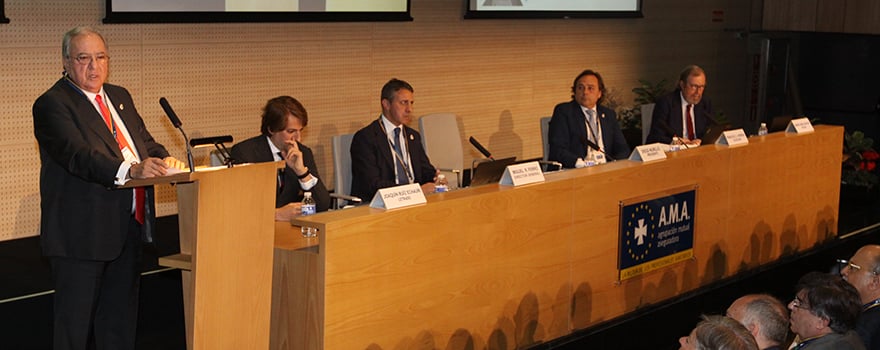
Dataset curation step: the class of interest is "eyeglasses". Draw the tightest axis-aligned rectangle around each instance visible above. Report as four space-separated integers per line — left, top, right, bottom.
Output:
684 83 706 91
790 296 811 311
69 54 109 65
837 259 879 275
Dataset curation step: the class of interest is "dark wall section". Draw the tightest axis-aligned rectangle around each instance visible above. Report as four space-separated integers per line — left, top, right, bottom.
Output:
797 32 880 141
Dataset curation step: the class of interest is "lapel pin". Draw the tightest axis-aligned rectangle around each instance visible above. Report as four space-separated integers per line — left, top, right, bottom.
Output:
119 104 124 111
409 134 414 140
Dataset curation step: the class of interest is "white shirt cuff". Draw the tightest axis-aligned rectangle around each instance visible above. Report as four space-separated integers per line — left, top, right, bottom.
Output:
115 161 134 186
299 175 318 190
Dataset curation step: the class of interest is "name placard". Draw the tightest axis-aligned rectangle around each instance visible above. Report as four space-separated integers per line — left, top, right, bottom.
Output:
716 129 749 146
500 161 545 186
628 143 667 162
787 117 814 134
369 183 427 210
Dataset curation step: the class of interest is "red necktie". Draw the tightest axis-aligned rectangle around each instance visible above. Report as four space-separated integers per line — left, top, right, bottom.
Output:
96 95 145 225
686 104 695 141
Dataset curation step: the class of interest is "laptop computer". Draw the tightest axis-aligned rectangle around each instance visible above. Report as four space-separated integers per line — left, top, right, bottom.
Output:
701 123 733 145
464 157 517 187
767 116 793 133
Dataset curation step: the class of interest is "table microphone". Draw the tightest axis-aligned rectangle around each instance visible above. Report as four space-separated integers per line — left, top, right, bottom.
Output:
583 137 614 161
469 136 494 160
656 118 691 149
159 97 195 173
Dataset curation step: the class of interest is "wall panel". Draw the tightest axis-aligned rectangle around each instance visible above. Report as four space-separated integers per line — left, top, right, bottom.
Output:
0 0 756 240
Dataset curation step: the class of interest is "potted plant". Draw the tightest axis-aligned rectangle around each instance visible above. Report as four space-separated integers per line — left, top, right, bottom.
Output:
841 130 879 205
632 79 671 144
602 88 642 149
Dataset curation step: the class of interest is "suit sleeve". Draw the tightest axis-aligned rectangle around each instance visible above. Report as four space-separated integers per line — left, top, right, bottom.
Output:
548 104 582 169
645 97 675 144
411 133 436 185
301 146 331 212
602 109 631 161
701 98 714 133
230 142 247 164
33 92 121 187
350 128 396 200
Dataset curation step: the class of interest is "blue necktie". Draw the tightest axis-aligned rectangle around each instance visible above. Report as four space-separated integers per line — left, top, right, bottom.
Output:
392 127 409 185
585 109 598 143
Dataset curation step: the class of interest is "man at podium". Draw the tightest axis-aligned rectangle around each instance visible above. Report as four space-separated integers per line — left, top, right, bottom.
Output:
33 26 185 350
231 96 331 220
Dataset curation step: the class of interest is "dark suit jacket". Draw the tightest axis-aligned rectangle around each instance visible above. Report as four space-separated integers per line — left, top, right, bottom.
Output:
645 90 714 144
548 100 631 168
857 305 880 350
230 135 331 213
799 330 866 350
33 78 169 261
350 119 436 201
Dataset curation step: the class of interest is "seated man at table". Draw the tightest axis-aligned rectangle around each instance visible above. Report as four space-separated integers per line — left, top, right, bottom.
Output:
548 69 630 168
646 65 715 146
350 78 437 201
231 96 330 221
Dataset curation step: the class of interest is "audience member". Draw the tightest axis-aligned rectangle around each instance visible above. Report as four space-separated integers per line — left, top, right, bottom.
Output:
726 294 791 350
548 69 630 168
231 96 330 221
350 78 437 201
33 26 184 350
679 314 759 350
646 65 715 145
788 271 865 350
841 245 880 350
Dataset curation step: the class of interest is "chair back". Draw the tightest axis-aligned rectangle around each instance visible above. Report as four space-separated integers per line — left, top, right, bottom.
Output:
419 113 464 188
331 133 356 205
641 103 655 144
540 116 552 162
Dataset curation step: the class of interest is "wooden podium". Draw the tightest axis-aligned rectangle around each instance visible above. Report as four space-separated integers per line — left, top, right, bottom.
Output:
138 162 279 350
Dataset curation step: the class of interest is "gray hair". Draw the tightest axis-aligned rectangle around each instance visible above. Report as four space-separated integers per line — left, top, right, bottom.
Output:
694 315 759 350
741 294 789 346
62 26 107 58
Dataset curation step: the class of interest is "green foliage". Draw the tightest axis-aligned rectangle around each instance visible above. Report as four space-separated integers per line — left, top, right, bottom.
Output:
842 131 879 189
603 79 672 132
632 79 671 105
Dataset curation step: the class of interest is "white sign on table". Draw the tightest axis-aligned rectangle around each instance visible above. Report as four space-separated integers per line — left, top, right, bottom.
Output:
369 183 427 210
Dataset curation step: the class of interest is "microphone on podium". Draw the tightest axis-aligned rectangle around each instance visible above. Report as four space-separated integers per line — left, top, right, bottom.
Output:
159 97 195 173
469 136 494 160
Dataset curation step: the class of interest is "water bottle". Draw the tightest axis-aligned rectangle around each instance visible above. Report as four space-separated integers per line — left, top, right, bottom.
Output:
300 192 317 237
435 174 449 193
758 123 768 136
670 136 682 152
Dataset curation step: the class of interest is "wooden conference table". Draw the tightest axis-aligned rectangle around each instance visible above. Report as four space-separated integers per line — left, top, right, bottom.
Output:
266 125 843 349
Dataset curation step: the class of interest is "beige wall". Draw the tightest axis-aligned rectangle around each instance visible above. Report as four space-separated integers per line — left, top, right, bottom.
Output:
0 0 759 241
